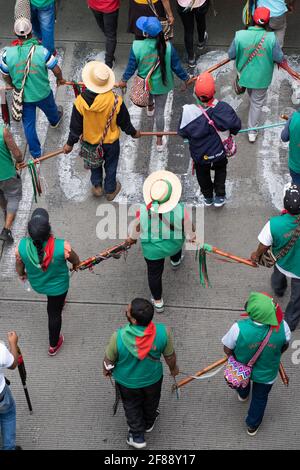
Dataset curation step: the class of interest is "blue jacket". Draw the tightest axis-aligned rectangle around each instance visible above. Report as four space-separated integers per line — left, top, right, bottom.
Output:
178 100 241 165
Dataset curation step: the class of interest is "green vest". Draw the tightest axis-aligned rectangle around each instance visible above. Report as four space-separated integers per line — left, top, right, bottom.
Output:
234 319 286 383
132 39 174 95
5 38 51 103
270 213 300 277
19 238 69 296
0 125 16 181
235 27 276 89
113 323 168 388
288 111 300 173
140 203 185 260
30 0 54 7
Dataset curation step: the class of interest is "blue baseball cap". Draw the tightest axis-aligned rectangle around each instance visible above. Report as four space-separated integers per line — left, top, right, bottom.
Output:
136 16 162 37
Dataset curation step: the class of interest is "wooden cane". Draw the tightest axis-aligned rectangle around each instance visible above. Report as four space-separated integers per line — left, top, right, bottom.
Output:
174 357 228 390
279 61 300 81
279 362 289 387
18 148 64 169
191 58 231 82
140 131 178 136
209 246 258 268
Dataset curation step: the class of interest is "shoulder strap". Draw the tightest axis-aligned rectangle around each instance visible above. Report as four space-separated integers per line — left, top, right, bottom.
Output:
146 0 159 17
247 327 273 367
145 58 160 91
239 32 267 74
20 45 36 92
276 214 300 261
198 104 228 145
99 93 119 145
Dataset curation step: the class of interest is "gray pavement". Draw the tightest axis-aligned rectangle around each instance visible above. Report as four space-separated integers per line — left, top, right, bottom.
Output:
0 0 300 450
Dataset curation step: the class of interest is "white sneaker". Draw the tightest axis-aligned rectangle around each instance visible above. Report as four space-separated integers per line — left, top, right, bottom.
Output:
150 297 165 313
170 254 184 270
147 105 155 117
248 132 257 143
157 137 166 152
238 394 249 402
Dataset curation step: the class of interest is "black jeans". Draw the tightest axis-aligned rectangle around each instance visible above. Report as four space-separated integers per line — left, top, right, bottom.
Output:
117 377 163 437
195 158 227 198
91 8 119 67
177 0 209 59
145 250 182 300
47 291 68 347
271 265 300 331
237 382 273 428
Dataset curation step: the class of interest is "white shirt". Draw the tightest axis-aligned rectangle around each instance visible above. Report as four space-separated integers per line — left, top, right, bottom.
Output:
177 0 206 8
258 221 300 279
0 342 14 393
222 321 291 384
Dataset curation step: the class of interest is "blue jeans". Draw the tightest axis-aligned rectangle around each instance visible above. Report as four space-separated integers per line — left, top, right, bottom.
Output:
237 381 273 428
90 140 120 193
31 2 56 54
0 385 16 450
22 91 60 158
290 169 300 186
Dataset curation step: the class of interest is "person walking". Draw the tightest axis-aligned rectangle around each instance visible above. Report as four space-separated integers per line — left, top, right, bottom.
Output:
251 184 300 331
64 61 140 199
127 171 195 313
87 0 120 69
30 0 56 55
222 292 290 435
176 0 210 68
281 108 300 186
0 18 64 159
127 0 174 39
119 17 193 151
15 208 80 355
0 125 24 244
0 331 21 450
178 72 241 207
103 298 179 449
228 6 284 143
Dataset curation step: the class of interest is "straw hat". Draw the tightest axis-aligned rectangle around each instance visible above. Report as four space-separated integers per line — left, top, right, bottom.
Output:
143 170 182 214
82 61 115 94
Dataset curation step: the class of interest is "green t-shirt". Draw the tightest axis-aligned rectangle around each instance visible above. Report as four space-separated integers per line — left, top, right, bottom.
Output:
0 125 16 181
30 0 54 7
270 213 300 277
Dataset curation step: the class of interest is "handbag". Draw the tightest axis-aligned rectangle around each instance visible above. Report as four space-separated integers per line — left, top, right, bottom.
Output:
11 44 35 122
199 104 237 158
146 0 174 40
79 93 119 169
258 214 300 268
224 327 272 389
130 59 160 108
233 32 267 96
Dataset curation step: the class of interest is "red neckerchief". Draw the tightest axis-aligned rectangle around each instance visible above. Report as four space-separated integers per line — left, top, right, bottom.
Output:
42 236 55 272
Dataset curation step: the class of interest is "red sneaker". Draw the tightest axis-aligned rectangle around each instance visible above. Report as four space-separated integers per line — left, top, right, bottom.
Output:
48 334 64 356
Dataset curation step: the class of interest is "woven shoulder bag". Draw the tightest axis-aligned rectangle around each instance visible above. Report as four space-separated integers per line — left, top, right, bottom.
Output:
12 45 35 122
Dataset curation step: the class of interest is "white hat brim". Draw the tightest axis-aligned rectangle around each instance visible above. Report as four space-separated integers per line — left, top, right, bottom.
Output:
143 170 182 214
82 61 115 94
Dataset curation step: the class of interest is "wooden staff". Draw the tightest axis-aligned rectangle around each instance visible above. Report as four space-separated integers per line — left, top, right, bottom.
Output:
192 57 231 81
279 362 289 387
209 245 258 268
17 148 64 169
279 61 300 81
140 131 177 136
174 357 228 389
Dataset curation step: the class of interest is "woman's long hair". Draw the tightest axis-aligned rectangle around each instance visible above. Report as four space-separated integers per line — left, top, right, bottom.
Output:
156 31 167 86
28 220 51 265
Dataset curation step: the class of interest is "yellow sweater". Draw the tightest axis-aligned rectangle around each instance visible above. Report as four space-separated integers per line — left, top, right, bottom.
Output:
75 91 122 145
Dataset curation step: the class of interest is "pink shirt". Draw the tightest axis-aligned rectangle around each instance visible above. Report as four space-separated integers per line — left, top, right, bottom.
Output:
177 0 206 8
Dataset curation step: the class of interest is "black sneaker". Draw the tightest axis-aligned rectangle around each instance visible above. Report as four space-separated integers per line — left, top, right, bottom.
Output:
0 227 14 243
50 105 63 128
146 409 160 433
126 432 146 449
15 445 23 450
187 56 197 68
247 425 260 436
197 31 208 50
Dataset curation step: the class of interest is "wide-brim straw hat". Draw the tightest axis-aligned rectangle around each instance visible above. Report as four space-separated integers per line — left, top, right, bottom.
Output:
143 170 182 214
82 61 115 94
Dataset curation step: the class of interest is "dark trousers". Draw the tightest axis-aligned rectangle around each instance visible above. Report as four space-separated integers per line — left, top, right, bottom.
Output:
271 265 300 331
145 251 182 300
91 8 119 68
177 0 209 59
117 377 163 437
47 291 68 347
237 382 273 428
90 140 120 193
195 158 227 198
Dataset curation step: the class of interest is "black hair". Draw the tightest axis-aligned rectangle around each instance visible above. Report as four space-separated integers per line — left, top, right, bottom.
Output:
16 33 32 40
156 31 167 86
131 298 154 326
28 219 51 265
